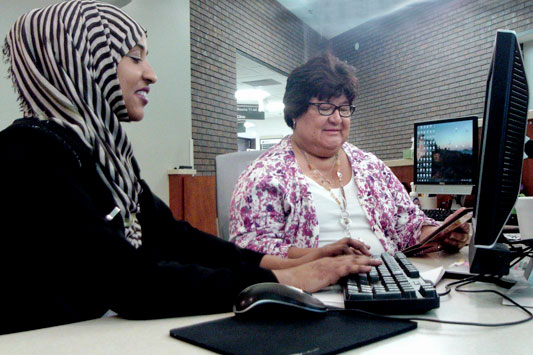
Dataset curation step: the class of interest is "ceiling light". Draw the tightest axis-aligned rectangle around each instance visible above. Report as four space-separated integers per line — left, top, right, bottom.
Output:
235 89 270 102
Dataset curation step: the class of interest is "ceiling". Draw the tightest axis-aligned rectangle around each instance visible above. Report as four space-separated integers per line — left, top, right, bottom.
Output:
236 0 436 145
277 0 432 39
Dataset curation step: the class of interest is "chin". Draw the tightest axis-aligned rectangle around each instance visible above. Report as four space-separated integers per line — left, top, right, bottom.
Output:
323 137 345 149
128 110 145 122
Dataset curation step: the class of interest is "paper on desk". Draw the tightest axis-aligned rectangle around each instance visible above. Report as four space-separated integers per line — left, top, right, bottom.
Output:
421 266 445 285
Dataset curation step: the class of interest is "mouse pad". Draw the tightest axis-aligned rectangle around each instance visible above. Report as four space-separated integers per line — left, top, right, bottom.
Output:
169 310 416 354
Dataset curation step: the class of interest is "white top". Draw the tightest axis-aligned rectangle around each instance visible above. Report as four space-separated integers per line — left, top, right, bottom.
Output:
305 176 385 255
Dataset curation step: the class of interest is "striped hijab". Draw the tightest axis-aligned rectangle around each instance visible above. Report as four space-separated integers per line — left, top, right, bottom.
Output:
3 0 146 248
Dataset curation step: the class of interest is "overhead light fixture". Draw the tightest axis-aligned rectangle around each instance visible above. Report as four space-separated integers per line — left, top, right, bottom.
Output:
235 89 270 102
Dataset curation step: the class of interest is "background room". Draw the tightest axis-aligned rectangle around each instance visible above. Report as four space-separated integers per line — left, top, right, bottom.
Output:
1 0 532 234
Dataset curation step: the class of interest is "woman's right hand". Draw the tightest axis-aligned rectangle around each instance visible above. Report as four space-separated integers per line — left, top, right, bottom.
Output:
272 254 382 293
287 237 372 263
323 237 372 256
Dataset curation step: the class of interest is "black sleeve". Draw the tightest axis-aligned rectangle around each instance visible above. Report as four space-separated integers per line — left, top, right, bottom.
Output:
138 181 271 269
0 126 277 332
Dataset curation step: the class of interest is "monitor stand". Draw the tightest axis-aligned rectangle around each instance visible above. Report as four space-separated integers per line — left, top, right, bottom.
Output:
451 195 467 209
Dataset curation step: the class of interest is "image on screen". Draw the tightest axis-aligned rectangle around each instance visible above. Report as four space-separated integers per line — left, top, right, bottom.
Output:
414 117 477 185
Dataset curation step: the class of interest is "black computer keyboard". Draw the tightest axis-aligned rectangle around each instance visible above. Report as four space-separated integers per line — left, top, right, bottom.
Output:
422 208 456 221
342 252 439 314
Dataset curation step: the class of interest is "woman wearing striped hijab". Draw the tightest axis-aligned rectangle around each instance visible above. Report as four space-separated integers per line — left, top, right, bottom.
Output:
0 1 379 334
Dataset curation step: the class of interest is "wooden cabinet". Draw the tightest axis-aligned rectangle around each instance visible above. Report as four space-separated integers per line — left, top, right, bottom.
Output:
168 173 217 236
385 159 413 186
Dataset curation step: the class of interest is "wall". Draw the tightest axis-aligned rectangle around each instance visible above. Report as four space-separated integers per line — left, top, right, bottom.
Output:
122 0 192 204
330 0 533 160
189 0 326 174
0 0 192 204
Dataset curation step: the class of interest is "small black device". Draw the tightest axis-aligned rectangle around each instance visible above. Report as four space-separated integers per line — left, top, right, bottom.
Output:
233 282 328 318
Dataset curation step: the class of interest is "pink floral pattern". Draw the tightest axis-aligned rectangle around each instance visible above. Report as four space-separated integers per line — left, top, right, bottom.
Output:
229 136 437 258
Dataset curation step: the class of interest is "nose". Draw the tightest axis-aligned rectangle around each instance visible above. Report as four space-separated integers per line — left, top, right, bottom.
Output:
328 107 342 123
143 61 158 84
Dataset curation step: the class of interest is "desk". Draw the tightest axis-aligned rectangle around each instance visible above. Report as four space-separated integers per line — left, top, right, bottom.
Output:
1 250 531 355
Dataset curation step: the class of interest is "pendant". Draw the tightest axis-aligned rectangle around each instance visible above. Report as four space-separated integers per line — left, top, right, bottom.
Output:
340 210 350 227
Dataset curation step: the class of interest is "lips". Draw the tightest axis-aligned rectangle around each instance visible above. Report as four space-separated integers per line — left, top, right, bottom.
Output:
135 87 150 105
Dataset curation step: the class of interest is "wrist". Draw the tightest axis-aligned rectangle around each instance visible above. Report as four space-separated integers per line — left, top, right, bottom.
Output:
287 246 313 259
272 269 298 288
260 255 297 270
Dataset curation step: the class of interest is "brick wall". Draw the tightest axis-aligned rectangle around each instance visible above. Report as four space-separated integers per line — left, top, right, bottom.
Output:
190 0 325 174
330 0 533 160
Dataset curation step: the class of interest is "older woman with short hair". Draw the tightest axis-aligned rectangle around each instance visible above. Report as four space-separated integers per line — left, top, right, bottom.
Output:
230 53 469 258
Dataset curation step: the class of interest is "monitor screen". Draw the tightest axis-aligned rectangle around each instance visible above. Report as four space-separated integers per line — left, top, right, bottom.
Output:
414 116 478 195
469 30 529 276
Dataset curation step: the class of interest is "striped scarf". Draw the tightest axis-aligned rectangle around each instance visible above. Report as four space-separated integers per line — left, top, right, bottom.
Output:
3 0 146 248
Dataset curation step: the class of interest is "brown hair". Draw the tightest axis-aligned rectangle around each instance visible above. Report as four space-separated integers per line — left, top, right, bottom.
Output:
283 52 358 128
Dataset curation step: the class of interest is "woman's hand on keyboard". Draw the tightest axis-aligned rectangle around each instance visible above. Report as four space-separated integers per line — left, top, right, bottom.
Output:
278 238 372 268
272 254 382 293
305 237 372 261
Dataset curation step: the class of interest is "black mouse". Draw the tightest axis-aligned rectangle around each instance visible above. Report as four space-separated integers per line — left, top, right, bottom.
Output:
233 282 328 318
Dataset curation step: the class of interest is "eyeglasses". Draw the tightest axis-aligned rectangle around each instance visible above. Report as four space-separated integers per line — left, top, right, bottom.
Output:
308 102 356 117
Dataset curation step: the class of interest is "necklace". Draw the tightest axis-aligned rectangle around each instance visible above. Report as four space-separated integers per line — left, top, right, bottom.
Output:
299 148 353 239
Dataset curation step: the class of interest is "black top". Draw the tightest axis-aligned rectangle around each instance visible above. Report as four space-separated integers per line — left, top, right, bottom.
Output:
0 118 277 335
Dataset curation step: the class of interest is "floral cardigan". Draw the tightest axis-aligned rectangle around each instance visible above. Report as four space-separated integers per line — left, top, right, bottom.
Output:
229 136 437 258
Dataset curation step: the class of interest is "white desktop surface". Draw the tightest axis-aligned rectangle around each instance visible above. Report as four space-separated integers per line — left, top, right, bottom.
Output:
1 249 531 355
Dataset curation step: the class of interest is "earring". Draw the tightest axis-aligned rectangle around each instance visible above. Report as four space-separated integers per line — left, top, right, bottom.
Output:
293 119 297 129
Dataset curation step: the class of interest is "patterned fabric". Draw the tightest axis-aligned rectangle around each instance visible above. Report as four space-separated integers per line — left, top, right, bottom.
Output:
3 0 146 247
229 135 438 258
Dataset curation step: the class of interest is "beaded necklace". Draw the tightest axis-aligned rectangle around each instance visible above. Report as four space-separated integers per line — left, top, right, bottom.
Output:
299 148 353 239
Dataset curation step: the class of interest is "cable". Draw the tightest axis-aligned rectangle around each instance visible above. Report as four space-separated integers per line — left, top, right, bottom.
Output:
407 276 533 327
437 275 478 297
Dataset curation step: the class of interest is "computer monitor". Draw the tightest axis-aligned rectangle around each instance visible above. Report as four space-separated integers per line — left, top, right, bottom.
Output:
414 116 478 195
468 30 529 276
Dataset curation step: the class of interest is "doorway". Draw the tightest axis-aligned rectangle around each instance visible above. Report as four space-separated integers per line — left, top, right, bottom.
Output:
235 52 292 151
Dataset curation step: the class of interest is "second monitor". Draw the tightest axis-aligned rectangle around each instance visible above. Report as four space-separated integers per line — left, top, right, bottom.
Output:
414 116 478 195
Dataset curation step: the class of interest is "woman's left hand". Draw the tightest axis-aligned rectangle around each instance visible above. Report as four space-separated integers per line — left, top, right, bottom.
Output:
434 208 472 253
419 207 472 254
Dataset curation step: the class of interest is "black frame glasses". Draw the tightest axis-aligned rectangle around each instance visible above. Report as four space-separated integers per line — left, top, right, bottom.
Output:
308 102 356 117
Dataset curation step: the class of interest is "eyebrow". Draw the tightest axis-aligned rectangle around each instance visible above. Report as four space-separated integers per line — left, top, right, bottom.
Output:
132 43 148 55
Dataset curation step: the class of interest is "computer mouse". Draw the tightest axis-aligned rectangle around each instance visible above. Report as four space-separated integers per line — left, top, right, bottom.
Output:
233 282 328 319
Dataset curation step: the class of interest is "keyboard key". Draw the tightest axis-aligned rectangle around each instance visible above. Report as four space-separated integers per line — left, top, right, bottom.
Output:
422 208 456 221
419 284 437 298
342 252 440 314
394 252 420 278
